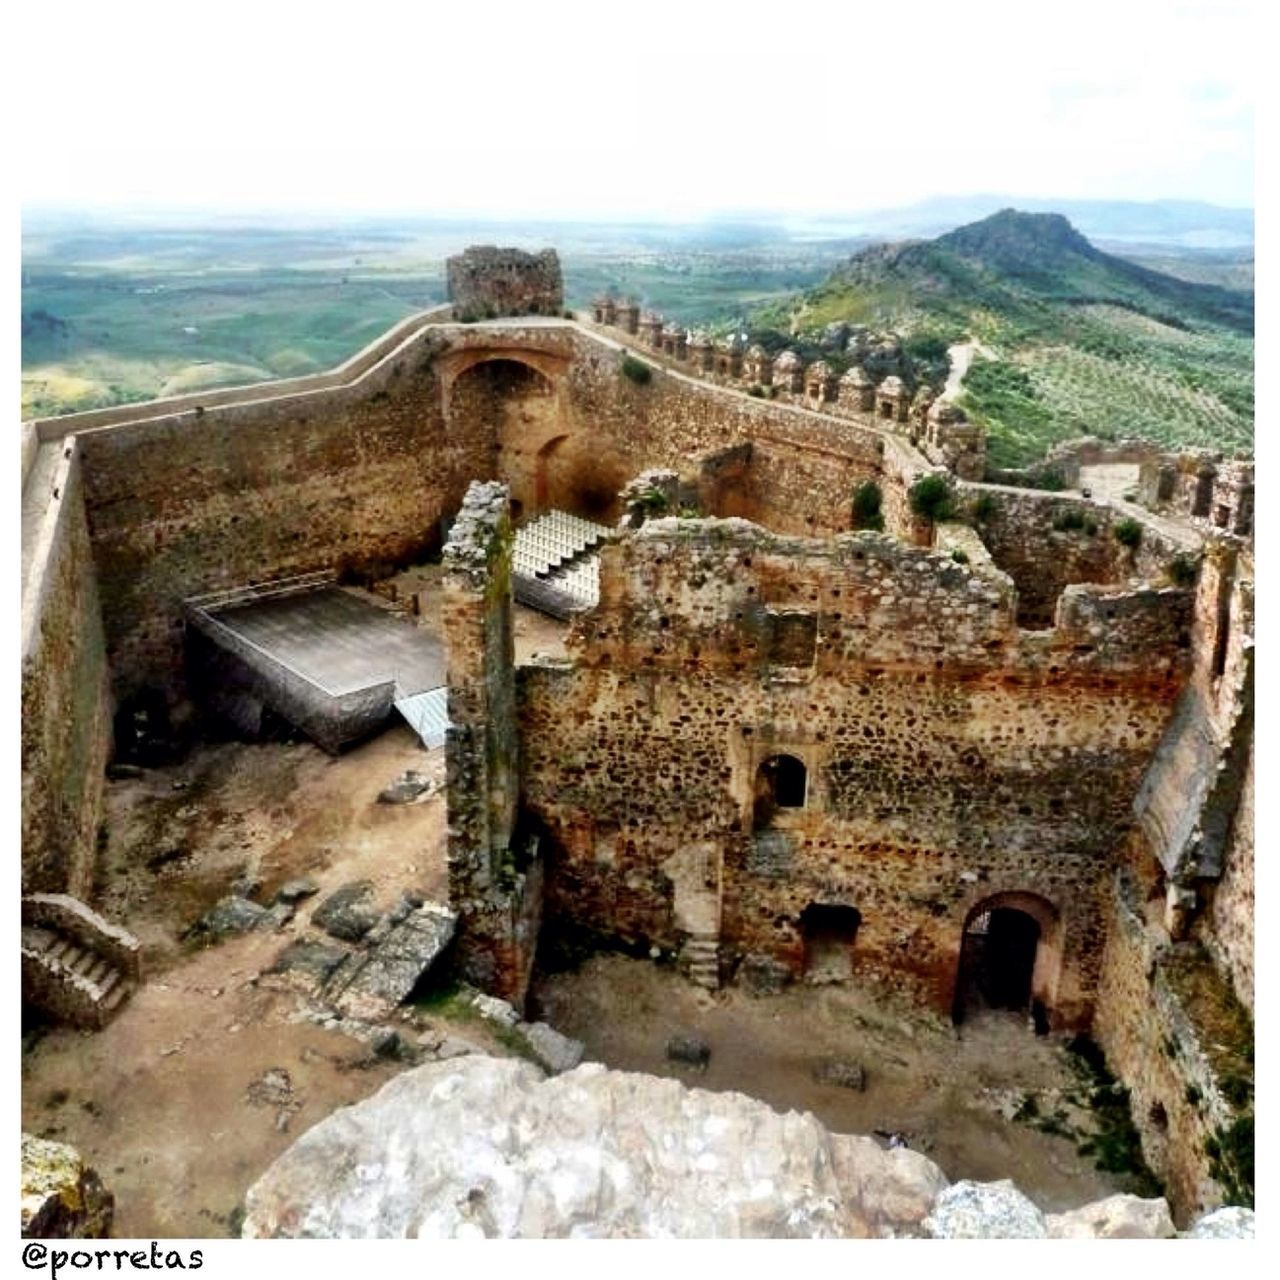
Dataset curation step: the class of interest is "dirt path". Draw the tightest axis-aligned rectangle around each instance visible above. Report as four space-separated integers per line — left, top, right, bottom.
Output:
533 954 1132 1213
943 338 994 402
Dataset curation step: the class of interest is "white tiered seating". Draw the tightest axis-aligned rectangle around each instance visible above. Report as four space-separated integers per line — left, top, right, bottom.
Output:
511 509 610 614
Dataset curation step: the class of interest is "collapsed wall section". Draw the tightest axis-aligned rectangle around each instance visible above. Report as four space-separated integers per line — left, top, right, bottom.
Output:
21 443 113 895
959 484 1193 628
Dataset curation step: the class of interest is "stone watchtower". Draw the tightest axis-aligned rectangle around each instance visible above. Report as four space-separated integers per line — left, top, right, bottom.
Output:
446 246 564 320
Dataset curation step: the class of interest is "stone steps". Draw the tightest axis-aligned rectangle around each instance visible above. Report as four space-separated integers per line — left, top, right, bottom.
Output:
21 921 137 1029
681 933 721 991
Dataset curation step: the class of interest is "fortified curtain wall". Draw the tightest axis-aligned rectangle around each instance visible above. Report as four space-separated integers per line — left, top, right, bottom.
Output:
516 519 1194 1028
46 322 895 704
21 442 113 894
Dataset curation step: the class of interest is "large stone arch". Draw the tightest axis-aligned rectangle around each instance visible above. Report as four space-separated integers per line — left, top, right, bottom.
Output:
951 889 1064 1028
442 348 628 521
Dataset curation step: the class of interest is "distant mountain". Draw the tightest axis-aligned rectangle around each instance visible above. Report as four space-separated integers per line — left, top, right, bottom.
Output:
798 209 1253 335
754 209 1254 467
820 195 1254 250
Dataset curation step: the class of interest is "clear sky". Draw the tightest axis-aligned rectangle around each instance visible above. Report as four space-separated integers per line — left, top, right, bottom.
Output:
15 0 1255 217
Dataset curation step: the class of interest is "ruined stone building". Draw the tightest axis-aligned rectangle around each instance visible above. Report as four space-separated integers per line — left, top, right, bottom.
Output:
21 247 1254 1220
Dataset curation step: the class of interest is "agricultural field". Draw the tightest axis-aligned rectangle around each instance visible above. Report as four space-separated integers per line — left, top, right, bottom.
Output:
21 217 853 419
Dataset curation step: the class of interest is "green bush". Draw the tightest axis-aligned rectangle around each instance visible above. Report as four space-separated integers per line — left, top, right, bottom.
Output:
747 384 765 398
1052 508 1087 532
1113 518 1143 549
635 487 669 513
852 480 885 531
621 355 652 385
1166 555 1198 587
908 474 954 522
950 549 969 564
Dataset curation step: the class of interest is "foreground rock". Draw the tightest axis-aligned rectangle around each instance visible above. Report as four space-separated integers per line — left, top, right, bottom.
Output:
1184 1206 1255 1238
243 1056 1207 1240
21 1135 114 1238
242 1056 946 1237
1046 1193 1175 1239
924 1180 1047 1238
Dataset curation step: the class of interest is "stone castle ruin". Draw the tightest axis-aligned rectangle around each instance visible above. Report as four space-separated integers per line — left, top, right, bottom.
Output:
21 246 1253 1229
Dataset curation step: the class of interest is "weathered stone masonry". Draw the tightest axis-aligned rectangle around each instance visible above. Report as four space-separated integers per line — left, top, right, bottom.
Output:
517 519 1192 1028
442 482 541 1005
21 443 112 896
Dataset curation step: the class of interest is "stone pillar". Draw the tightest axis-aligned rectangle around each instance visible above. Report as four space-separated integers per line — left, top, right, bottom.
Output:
442 481 541 1006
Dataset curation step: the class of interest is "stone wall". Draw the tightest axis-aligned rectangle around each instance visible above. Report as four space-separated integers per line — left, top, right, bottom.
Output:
443 482 541 1007
959 483 1190 628
50 320 903 709
75 336 460 701
516 518 1192 1026
1204 744 1253 1008
1094 868 1253 1222
21 445 112 895
446 247 563 320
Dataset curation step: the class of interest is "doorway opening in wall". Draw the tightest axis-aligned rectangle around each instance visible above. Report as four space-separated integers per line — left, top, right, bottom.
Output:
953 897 1055 1032
753 753 807 829
800 903 861 983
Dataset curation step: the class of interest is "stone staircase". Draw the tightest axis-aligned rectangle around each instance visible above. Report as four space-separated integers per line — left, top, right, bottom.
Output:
681 932 721 991
21 895 142 1029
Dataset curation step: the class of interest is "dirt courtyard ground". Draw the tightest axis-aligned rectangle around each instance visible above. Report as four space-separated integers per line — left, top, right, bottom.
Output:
533 954 1135 1214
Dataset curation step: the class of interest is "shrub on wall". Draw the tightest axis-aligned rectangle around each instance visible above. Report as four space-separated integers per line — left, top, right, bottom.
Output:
852 481 885 531
621 355 653 385
1165 554 1198 587
1113 518 1143 549
908 474 954 522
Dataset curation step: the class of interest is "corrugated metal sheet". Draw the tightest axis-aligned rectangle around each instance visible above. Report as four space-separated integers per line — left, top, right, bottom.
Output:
395 686 449 750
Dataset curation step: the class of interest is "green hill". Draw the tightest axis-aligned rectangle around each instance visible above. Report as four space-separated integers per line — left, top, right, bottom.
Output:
756 210 1254 467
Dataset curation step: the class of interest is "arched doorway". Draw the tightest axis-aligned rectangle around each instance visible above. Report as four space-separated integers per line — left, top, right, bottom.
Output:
753 753 807 829
952 891 1060 1029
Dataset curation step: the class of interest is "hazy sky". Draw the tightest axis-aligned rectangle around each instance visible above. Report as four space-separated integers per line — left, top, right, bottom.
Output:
16 0 1255 217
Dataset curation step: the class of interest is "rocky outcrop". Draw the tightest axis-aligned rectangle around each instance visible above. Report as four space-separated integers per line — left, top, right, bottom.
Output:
243 1057 947 1238
924 1180 1047 1238
21 1135 113 1238
239 1055 1194 1240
